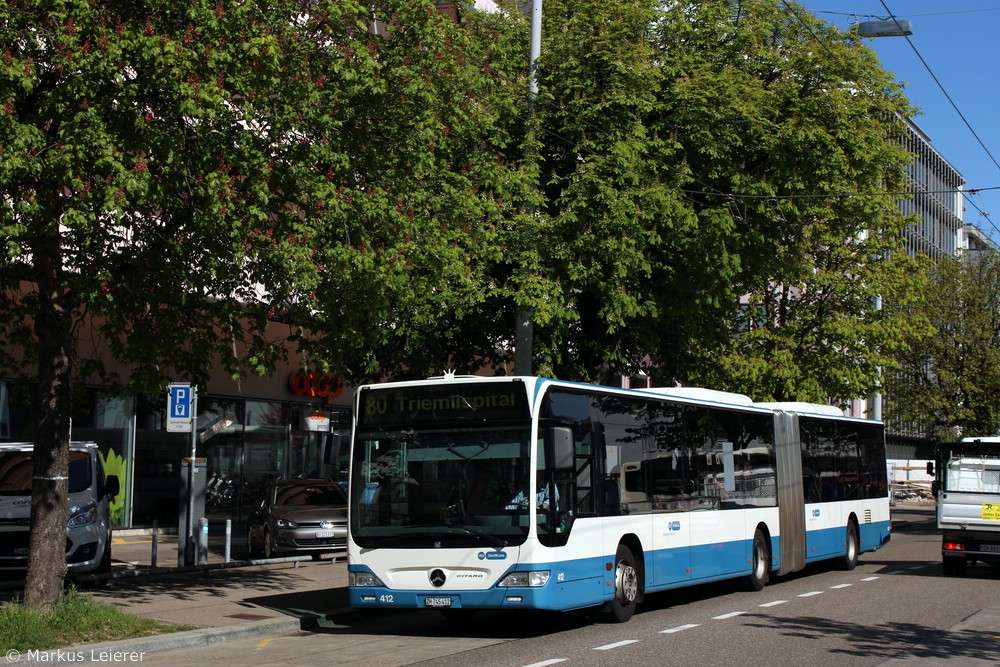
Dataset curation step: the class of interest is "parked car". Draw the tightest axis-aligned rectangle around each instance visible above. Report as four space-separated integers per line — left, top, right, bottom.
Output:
246 479 348 559
0 442 120 576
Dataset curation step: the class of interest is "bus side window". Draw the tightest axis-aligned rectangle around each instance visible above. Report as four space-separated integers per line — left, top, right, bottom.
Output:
604 475 621 515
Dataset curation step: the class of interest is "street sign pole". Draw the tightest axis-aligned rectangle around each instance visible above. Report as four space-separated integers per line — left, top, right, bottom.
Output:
167 383 197 565
186 389 198 564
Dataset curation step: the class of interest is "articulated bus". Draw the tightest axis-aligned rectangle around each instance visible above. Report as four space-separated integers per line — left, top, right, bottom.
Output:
346 375 890 622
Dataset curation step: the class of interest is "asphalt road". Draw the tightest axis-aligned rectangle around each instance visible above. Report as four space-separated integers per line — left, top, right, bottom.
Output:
112 504 1000 667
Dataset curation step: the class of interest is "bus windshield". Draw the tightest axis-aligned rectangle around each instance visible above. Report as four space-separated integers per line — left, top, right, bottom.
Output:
350 424 533 548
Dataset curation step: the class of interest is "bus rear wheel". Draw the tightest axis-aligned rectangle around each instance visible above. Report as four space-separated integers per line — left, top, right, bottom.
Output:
840 522 859 571
743 528 769 591
602 544 639 623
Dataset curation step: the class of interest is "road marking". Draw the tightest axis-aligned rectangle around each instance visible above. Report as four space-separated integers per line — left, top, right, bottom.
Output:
712 611 746 620
798 591 823 597
830 584 852 589
257 637 297 648
758 600 787 607
860 576 880 581
594 640 639 650
661 623 700 634
523 660 567 667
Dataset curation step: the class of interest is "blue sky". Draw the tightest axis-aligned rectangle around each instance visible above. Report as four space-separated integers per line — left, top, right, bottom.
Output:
802 1 1000 245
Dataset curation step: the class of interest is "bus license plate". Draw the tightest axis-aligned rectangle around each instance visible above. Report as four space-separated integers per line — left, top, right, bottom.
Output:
981 544 1000 553
424 597 452 608
315 530 336 538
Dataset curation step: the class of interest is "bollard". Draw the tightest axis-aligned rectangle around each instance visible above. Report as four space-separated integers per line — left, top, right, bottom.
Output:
198 517 209 565
224 519 232 563
151 519 159 568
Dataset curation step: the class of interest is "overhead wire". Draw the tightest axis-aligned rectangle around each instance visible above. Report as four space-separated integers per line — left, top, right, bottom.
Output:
782 0 1000 243
428 2 1000 232
876 0 1000 239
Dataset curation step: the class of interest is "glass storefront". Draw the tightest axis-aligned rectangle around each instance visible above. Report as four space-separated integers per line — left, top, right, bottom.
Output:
0 380 349 529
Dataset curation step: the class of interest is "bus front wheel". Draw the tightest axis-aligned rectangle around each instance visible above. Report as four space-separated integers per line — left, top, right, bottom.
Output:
602 544 639 623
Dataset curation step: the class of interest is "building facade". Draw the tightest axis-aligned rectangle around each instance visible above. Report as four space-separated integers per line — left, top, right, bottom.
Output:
0 357 352 530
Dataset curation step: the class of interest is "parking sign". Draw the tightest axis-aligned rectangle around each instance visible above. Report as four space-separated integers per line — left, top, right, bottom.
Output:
167 383 195 432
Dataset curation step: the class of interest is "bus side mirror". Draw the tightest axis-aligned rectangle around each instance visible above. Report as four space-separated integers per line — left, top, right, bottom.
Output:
551 427 574 471
926 462 934 476
325 434 344 465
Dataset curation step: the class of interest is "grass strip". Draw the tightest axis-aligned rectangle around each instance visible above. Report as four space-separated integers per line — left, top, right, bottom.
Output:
0 588 190 652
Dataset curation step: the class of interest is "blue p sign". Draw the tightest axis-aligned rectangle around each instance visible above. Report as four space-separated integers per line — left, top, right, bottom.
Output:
167 383 195 432
171 385 191 419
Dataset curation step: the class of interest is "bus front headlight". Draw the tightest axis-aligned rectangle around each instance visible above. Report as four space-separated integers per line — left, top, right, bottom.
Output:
349 571 385 587
498 570 550 587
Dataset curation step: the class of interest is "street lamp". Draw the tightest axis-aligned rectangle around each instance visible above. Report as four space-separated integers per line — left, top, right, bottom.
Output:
858 19 912 38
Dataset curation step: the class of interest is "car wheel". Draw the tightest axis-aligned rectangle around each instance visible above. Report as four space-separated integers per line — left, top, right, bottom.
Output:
247 527 260 558
264 528 275 559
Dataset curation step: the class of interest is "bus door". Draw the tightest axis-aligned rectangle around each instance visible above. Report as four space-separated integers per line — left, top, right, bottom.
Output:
648 457 692 586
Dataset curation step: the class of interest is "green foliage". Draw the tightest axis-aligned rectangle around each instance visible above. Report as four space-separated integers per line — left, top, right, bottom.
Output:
1 0 361 392
292 3 536 379
479 0 924 402
0 588 186 651
884 253 1000 439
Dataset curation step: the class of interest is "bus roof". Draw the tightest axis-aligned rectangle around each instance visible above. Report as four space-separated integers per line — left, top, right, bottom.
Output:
642 387 754 406
753 402 844 417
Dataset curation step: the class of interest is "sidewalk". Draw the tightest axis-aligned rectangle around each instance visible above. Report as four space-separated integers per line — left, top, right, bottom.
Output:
96 534 349 628
2 532 352 664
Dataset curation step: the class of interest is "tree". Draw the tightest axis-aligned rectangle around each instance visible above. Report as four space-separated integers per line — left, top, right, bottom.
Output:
665 3 924 404
292 3 537 380
2 0 518 608
884 252 1000 439
498 0 924 404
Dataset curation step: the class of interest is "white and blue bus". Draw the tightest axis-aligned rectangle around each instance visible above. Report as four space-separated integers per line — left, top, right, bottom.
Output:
346 375 890 622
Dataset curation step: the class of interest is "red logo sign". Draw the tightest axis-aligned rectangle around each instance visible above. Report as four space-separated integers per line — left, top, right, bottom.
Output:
288 372 343 403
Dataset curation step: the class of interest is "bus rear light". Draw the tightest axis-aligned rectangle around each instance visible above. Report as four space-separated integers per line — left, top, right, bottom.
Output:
943 542 966 552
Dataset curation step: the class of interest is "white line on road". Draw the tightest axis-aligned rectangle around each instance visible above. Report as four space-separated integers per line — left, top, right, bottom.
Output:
594 640 639 651
523 660 567 667
798 591 823 597
661 624 700 634
860 576 880 581
830 584 853 589
712 611 746 620
758 600 788 607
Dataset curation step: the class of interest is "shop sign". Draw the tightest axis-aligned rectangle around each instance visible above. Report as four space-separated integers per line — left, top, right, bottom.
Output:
304 411 331 432
289 372 343 403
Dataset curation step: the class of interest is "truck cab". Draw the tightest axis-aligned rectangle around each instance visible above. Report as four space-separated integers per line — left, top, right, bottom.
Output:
930 437 1000 575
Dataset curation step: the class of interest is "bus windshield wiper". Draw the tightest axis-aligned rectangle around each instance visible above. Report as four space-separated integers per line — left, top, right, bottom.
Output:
443 522 508 549
363 523 508 550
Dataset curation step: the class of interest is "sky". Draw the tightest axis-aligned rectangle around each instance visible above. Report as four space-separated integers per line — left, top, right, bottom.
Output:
802 1 1000 245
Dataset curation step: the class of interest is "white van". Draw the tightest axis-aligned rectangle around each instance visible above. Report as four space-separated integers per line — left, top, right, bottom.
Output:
0 441 120 575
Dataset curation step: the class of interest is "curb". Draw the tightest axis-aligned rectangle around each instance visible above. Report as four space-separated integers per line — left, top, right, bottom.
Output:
0 554 331 592
2 616 304 665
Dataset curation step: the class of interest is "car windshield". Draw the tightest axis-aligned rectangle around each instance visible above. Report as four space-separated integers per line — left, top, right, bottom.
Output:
274 483 346 507
0 450 92 496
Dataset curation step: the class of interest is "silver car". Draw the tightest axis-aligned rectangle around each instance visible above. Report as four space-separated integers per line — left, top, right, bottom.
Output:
246 479 348 559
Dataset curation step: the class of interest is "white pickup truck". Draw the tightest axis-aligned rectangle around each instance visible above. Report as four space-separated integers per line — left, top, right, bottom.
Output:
931 437 1000 576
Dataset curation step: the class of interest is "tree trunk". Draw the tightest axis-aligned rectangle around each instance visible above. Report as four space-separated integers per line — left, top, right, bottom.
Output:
24 241 73 611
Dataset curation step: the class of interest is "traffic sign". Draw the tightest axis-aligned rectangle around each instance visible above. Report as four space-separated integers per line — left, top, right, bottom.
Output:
167 383 195 432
